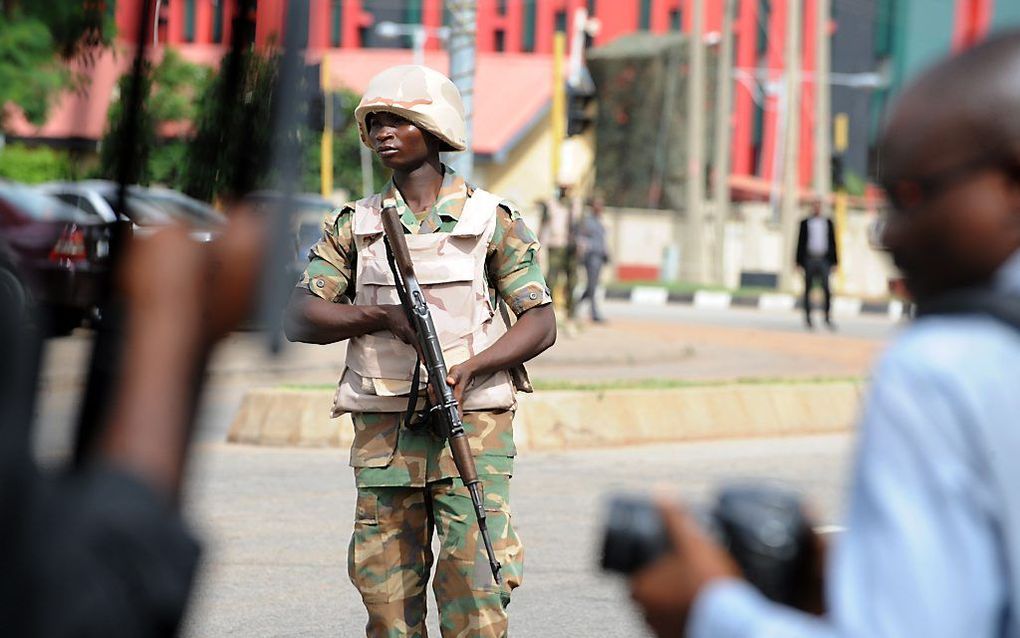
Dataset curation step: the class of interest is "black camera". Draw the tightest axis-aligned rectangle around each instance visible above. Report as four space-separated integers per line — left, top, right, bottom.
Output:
600 484 813 606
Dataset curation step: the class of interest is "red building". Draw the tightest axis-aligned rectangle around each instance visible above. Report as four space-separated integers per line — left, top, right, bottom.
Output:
14 1 1011 195
111 0 823 191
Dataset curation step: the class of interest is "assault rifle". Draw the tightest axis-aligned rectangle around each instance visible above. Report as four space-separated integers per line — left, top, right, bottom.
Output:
380 200 503 586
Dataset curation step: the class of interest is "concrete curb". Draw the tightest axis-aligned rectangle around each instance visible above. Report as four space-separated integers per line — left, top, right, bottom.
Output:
611 286 906 319
227 381 865 451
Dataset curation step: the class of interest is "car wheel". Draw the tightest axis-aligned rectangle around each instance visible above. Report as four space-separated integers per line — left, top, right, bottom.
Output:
0 266 29 323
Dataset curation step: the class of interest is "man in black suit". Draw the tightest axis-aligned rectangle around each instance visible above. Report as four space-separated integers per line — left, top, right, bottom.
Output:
796 201 839 329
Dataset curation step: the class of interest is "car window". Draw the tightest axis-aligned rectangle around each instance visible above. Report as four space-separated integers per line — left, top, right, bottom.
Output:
53 192 105 222
0 187 89 223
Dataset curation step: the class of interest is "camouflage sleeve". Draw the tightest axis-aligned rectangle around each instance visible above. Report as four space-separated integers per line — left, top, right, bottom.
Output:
298 205 356 302
487 201 552 316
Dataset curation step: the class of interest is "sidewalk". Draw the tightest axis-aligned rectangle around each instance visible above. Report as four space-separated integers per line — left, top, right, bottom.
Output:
40 302 889 395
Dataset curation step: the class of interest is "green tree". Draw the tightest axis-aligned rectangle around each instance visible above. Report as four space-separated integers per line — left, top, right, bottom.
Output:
303 87 388 198
98 61 156 185
98 49 211 186
183 48 283 201
0 143 74 183
0 1 116 129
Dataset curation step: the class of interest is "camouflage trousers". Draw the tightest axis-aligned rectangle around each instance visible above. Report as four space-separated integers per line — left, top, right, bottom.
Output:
348 475 523 638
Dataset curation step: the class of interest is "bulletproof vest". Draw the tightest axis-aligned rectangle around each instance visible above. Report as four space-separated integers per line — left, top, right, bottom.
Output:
331 188 516 417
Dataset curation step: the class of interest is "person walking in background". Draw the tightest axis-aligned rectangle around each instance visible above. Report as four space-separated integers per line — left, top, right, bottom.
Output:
796 200 839 330
539 186 578 319
576 195 609 322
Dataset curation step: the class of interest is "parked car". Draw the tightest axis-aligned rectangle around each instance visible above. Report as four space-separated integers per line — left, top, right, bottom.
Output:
242 190 336 278
0 182 110 335
37 180 226 242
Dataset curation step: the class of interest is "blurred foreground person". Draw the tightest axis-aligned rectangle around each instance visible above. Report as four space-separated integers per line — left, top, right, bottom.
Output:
0 216 264 637
629 30 1020 638
285 65 555 637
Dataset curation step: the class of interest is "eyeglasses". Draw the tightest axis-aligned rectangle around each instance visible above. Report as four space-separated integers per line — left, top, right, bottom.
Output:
880 153 1009 215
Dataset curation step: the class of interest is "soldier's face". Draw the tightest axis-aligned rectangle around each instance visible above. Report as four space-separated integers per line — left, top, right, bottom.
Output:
368 112 436 171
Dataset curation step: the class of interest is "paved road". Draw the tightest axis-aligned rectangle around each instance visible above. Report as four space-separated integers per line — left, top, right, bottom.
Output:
30 301 877 636
182 434 854 637
34 300 897 454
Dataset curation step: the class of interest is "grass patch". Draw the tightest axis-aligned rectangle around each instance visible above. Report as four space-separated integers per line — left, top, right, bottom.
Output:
277 376 865 394
531 376 864 391
605 280 778 298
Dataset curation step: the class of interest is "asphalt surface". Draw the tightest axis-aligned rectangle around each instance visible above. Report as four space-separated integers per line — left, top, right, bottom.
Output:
181 434 854 637
30 299 888 636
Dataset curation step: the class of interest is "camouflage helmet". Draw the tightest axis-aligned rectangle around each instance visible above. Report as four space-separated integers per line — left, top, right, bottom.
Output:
355 65 467 153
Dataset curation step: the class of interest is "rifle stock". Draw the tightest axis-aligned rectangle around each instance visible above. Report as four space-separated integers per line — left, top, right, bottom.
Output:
379 204 503 586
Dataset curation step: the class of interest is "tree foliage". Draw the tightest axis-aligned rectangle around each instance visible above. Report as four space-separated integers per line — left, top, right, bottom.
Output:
182 48 281 201
0 1 117 129
98 61 157 185
98 49 211 186
100 43 388 200
0 143 76 183
303 88 388 198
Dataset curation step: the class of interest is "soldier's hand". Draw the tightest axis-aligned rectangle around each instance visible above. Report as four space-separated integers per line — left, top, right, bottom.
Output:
446 362 476 409
629 501 740 637
382 304 417 346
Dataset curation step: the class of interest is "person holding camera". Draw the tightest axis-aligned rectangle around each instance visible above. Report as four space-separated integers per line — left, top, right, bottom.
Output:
629 31 1020 638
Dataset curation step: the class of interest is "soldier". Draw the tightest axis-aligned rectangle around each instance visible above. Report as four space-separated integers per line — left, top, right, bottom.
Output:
284 65 556 638
539 186 579 319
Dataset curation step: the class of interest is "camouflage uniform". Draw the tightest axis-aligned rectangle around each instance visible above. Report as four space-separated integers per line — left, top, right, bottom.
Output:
300 168 550 637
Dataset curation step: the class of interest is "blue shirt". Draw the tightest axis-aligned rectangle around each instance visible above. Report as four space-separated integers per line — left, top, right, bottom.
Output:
690 250 1020 638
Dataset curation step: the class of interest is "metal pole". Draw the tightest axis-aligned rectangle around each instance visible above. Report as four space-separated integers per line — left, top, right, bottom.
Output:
446 0 476 180
551 32 567 187
712 0 736 286
779 0 803 292
154 0 162 47
680 0 707 283
833 113 849 292
413 28 426 65
321 56 334 198
814 0 832 214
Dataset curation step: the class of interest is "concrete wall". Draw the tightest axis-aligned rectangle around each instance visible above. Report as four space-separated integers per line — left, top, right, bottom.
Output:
604 203 898 298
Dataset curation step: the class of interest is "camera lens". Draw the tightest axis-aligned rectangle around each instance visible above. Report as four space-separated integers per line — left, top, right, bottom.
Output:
600 495 672 574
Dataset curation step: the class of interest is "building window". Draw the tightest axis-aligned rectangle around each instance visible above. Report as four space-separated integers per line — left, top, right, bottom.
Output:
757 0 770 56
330 0 342 46
669 8 682 30
494 28 506 51
184 0 196 42
554 10 567 32
406 0 423 25
364 0 410 48
497 0 508 15
639 0 652 30
212 0 224 42
523 0 536 51
873 0 895 58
